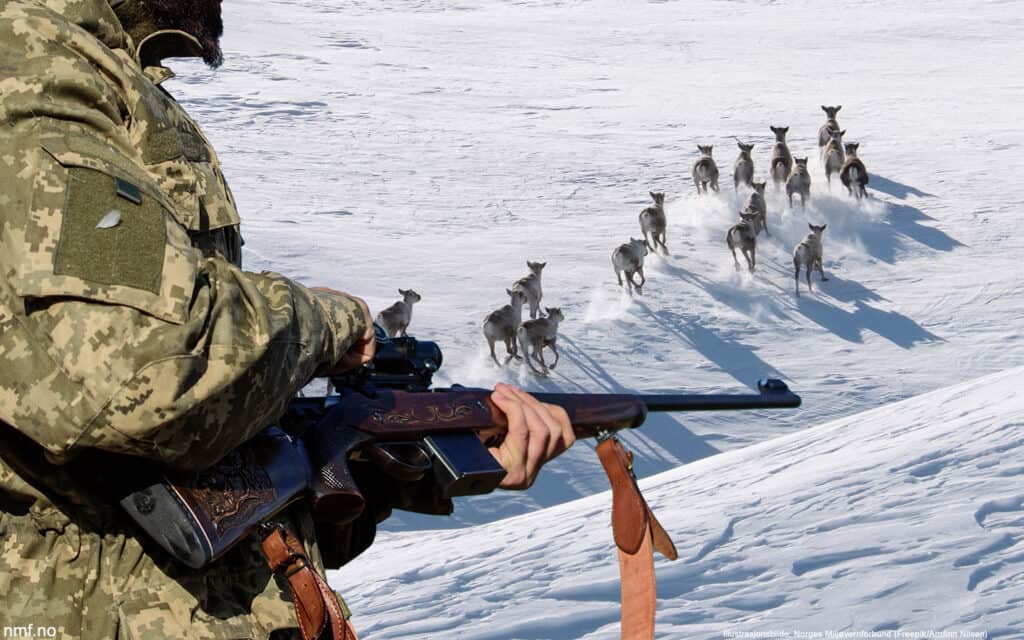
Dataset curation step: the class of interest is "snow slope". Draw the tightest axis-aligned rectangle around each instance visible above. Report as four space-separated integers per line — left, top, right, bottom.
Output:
332 366 1024 639
166 0 1024 527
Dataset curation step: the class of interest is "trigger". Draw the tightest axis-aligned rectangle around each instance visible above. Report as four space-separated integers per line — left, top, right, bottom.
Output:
365 443 432 481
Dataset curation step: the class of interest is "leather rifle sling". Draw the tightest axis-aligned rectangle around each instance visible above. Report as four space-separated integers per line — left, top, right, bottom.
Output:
261 524 359 640
597 437 678 640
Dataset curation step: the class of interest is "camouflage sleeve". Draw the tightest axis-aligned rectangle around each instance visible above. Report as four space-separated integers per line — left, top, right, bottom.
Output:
0 138 368 470
0 3 367 471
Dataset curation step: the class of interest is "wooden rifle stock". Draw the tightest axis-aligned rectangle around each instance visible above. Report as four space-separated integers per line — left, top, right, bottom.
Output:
121 380 801 568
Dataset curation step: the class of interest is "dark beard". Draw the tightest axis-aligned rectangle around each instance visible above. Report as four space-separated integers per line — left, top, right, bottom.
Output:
146 0 224 68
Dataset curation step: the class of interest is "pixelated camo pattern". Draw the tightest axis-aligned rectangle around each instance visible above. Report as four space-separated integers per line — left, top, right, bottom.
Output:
0 0 367 637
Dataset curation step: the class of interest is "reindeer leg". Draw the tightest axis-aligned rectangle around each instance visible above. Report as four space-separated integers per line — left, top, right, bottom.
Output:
536 345 549 375
807 267 813 293
817 257 829 281
549 341 560 369
510 336 523 360
503 337 517 364
615 267 623 288
525 345 546 376
532 343 545 365
794 263 801 297
488 338 501 366
636 265 646 294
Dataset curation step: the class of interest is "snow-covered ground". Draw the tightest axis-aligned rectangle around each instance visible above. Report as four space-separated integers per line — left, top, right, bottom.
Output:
163 0 1024 635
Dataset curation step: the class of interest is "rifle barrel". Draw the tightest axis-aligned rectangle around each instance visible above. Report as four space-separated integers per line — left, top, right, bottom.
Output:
639 391 801 412
639 379 801 412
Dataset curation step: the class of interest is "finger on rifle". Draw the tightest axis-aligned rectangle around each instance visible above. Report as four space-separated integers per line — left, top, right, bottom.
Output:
517 394 552 487
488 385 529 489
542 401 575 455
498 384 574 460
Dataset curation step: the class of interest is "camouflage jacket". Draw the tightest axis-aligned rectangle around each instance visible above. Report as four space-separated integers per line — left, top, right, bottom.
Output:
0 0 369 637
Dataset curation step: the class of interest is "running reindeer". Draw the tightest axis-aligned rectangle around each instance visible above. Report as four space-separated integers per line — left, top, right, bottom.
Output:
726 211 760 273
793 223 829 296
786 157 812 209
734 141 755 191
693 145 720 194
770 126 793 188
840 142 869 200
482 288 528 366
512 261 546 320
822 128 846 187
818 105 842 148
612 237 649 296
638 191 668 254
743 181 769 236
376 289 422 338
517 307 565 376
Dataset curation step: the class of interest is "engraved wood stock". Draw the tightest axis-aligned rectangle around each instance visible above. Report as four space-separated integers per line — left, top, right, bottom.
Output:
122 428 312 568
335 389 648 440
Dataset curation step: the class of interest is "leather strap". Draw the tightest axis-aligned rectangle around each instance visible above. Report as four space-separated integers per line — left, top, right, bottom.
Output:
597 437 677 640
261 524 358 640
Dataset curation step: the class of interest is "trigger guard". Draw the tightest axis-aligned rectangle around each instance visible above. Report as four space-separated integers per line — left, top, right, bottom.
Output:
365 443 432 481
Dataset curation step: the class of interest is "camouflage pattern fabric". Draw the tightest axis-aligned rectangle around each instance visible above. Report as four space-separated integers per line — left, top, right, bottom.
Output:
0 0 367 637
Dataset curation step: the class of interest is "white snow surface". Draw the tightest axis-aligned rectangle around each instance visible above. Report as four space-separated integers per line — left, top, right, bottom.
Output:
161 0 1024 635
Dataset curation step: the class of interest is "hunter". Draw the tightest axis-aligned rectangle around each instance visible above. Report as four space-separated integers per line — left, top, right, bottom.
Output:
0 0 575 638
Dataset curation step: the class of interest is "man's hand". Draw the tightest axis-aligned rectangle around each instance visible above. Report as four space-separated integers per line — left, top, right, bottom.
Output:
311 287 376 374
488 383 576 489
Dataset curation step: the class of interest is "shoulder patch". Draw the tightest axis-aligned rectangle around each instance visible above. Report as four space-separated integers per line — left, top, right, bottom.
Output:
54 167 166 294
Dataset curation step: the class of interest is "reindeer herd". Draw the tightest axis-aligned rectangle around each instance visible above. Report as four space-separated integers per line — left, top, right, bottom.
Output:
725 106 871 295
375 105 873 375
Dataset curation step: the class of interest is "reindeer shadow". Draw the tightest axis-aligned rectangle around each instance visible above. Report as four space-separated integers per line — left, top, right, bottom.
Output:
802 272 884 305
869 173 935 199
811 195 963 265
794 297 942 349
886 202 964 253
654 258 797 323
780 272 885 305
555 336 721 465
632 301 785 390
655 252 937 350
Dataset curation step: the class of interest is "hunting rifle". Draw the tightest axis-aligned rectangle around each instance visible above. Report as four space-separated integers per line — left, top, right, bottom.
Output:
121 328 801 569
